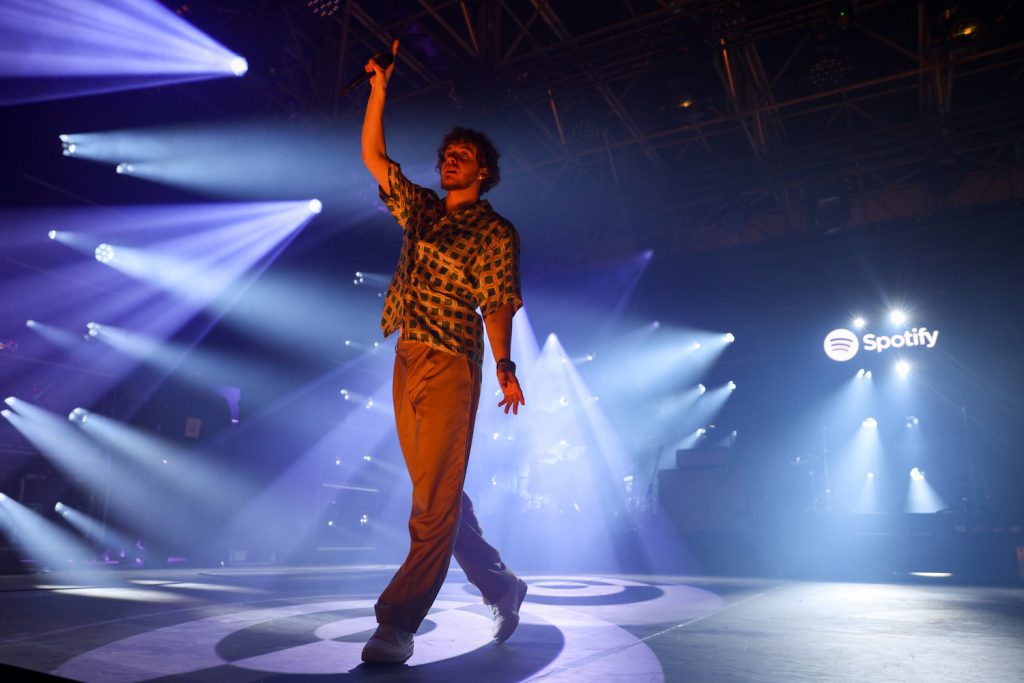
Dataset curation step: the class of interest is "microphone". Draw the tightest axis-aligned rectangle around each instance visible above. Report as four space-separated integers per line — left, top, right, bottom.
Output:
340 51 394 96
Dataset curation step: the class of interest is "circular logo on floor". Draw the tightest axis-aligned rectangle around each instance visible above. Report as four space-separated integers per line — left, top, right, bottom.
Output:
53 591 664 681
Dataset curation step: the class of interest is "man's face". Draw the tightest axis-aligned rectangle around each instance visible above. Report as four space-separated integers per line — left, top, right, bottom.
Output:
440 141 485 192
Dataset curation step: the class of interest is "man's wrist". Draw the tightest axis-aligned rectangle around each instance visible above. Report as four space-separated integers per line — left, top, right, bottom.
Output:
496 358 516 373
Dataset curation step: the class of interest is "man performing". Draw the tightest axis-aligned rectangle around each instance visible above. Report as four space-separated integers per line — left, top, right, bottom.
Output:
358 41 528 665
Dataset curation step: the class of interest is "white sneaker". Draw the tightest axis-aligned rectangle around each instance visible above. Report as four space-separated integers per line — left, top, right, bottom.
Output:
491 577 528 643
361 624 414 664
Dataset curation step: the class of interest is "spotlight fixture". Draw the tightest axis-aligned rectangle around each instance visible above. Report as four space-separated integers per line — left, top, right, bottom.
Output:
853 316 866 329
3 397 14 406
229 56 248 77
807 43 849 90
48 230 57 240
306 0 342 17
94 243 115 264
62 140 77 156
895 360 910 378
86 322 100 337
0 410 10 419
691 341 701 350
856 369 865 378
718 203 748 234
910 467 925 481
806 177 851 234
727 381 737 390
889 309 907 325
865 370 873 379
25 320 36 328
862 417 877 428
68 407 88 423
723 333 736 343
308 198 323 214
115 163 134 174
697 383 706 395
867 471 875 479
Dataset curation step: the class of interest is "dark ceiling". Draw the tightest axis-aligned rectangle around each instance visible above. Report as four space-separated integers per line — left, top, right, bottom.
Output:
5 0 1024 260
156 0 1024 256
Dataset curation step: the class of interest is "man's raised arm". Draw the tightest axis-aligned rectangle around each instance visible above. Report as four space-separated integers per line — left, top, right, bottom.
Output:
361 40 399 194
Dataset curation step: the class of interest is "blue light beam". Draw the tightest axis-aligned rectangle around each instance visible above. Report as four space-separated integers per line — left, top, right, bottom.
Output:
0 0 247 105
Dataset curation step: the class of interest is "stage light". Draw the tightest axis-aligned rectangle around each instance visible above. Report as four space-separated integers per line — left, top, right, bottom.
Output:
697 383 706 395
340 389 349 400
230 57 249 77
334 458 341 466
86 322 100 338
54 502 65 513
115 163 134 174
867 472 875 479
910 467 925 481
895 360 910 378
64 143 77 156
723 333 735 343
727 381 737 390
889 309 907 325
0 410 8 419
856 369 865 378
906 416 920 428
862 417 877 428
652 321 660 329
94 243 115 264
853 316 866 329
25 320 36 328
865 370 873 379
362 455 372 462
308 198 323 214
365 399 373 409
59 134 69 142
691 341 701 350
4 397 14 406
68 407 88 423
359 514 369 525
696 427 707 436
48 230 57 240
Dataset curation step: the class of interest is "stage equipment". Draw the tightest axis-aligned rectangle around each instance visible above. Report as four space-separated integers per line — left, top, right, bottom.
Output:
660 447 747 532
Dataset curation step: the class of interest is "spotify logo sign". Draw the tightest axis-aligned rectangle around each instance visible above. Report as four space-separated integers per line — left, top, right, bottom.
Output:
824 328 860 362
823 326 940 361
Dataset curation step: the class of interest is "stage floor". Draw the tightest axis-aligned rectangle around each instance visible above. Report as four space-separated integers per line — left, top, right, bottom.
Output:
0 566 1021 681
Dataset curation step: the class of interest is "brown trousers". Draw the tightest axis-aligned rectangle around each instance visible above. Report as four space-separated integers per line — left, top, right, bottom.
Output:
374 340 515 633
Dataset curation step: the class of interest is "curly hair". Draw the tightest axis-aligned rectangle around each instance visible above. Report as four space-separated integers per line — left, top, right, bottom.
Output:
436 126 501 195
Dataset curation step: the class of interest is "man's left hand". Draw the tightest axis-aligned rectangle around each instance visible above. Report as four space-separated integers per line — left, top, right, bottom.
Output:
497 368 525 415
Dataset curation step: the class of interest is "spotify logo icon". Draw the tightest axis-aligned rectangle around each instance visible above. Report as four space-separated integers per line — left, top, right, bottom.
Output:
824 328 859 362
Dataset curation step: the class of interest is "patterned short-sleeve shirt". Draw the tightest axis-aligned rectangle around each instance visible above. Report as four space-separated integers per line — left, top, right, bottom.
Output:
378 160 523 366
